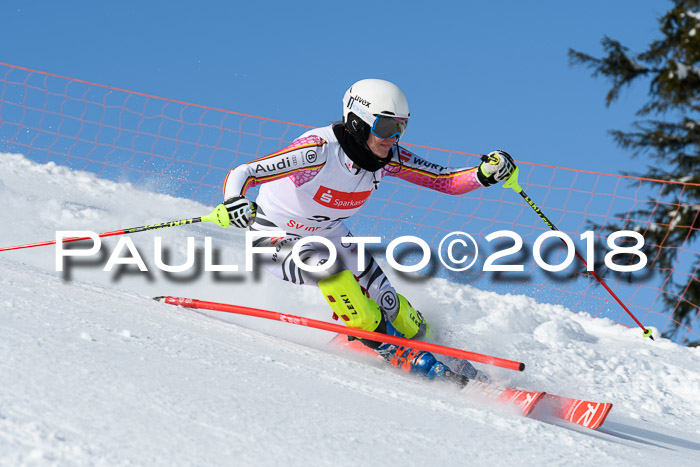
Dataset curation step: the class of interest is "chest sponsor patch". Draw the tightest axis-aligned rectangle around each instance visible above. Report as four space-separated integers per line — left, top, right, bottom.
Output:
312 185 373 210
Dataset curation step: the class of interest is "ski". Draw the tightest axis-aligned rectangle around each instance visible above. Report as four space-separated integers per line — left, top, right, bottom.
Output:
456 379 613 429
331 333 613 429
156 298 613 430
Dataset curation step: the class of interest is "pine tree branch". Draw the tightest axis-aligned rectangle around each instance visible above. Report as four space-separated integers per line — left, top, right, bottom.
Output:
568 37 655 106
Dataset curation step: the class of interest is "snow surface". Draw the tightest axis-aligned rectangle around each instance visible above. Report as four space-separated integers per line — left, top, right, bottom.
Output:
1 153 699 466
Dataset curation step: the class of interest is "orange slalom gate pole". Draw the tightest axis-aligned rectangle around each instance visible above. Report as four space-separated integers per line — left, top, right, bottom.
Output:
155 296 526 372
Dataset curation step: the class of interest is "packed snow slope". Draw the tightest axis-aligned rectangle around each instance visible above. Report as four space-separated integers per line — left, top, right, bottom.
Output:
1 153 699 466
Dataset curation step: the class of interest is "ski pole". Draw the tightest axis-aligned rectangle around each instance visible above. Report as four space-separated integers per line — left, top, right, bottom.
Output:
155 296 526 371
0 204 231 252
502 166 654 340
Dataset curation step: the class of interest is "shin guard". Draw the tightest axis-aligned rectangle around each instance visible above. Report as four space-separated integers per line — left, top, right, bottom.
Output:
391 294 430 339
318 270 382 332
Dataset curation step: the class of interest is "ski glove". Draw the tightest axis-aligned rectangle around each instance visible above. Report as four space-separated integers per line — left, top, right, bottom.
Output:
477 150 517 187
224 195 257 228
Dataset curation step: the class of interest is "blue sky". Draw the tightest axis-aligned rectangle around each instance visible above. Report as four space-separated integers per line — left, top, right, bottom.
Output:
2 0 668 175
2 1 697 343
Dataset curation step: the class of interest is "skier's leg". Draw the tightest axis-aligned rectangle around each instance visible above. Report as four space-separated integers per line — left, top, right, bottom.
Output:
329 236 485 381
318 270 452 379
336 243 430 339
248 225 387 332
247 220 464 381
249 222 429 338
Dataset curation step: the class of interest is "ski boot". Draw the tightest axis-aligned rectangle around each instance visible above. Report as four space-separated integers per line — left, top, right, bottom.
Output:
373 318 457 380
441 356 490 382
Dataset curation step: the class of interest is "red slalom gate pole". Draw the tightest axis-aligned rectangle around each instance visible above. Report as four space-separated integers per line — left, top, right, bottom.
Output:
155 296 526 372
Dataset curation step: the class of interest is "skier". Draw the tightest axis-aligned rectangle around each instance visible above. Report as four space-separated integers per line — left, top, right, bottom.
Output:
222 79 516 381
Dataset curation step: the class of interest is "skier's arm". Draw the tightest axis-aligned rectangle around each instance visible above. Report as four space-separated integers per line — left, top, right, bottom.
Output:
382 147 516 194
223 135 327 199
382 147 482 194
222 135 326 228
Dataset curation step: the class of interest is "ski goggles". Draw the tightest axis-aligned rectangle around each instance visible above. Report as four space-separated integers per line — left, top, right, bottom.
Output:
370 115 408 140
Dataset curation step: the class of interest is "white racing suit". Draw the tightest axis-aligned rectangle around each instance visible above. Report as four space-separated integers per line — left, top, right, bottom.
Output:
223 124 485 336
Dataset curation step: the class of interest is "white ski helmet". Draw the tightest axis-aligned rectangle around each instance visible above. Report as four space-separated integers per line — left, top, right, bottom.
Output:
342 79 410 141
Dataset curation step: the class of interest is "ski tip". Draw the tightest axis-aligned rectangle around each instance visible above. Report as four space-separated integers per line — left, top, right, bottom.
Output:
153 296 167 302
581 402 614 430
519 362 525 371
